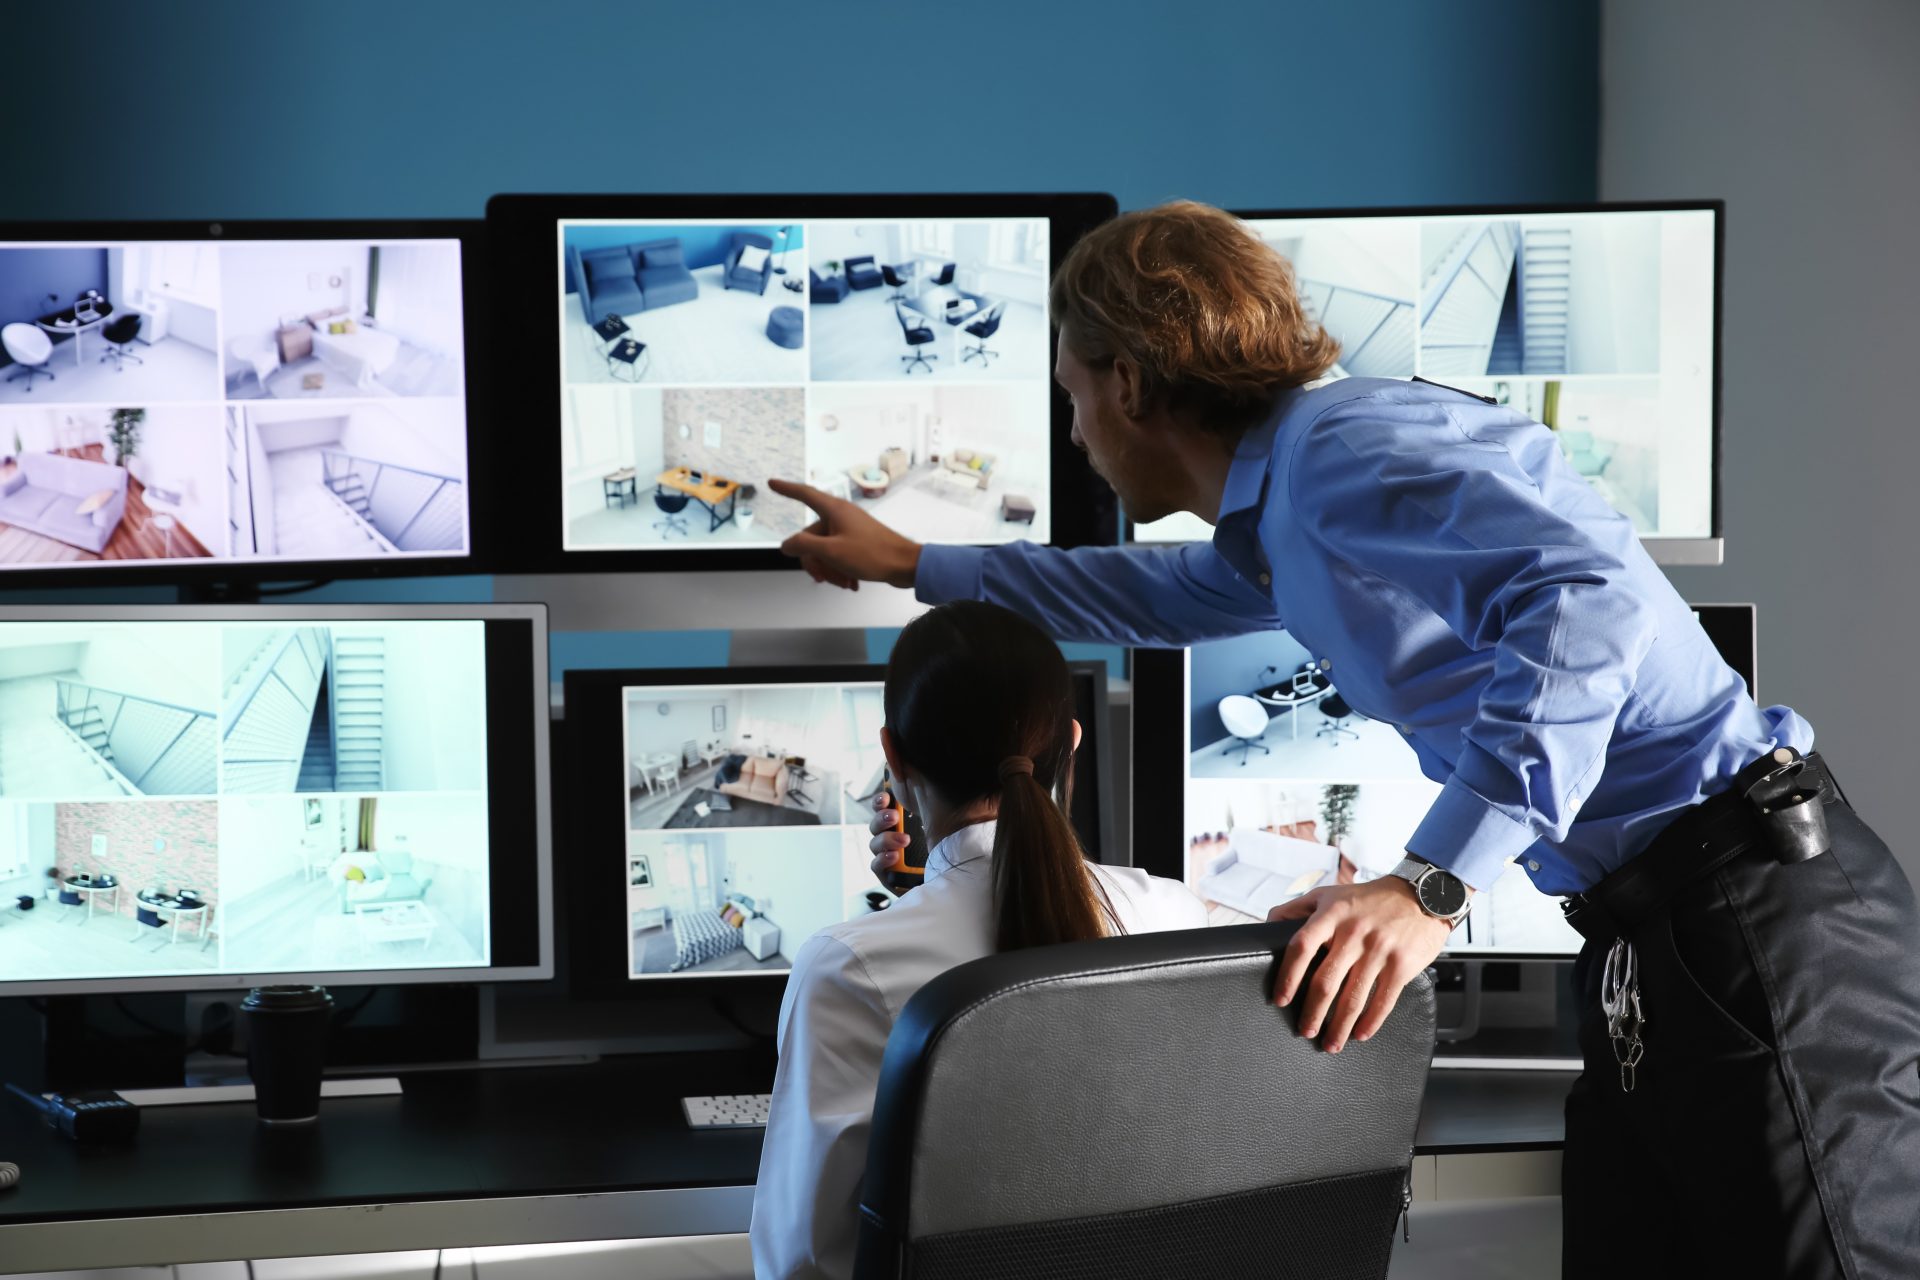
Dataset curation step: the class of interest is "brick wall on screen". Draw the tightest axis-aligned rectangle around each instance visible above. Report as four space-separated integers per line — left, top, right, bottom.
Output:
55 800 220 920
660 388 807 537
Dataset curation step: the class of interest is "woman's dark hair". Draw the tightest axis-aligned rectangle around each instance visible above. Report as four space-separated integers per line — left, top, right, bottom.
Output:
884 601 1117 952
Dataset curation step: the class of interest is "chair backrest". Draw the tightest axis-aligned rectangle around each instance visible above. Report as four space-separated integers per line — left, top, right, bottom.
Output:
893 303 924 338
1321 691 1353 720
1 323 52 365
854 921 1435 1280
967 302 1005 338
1217 693 1269 738
932 262 955 285
654 487 691 514
883 264 907 287
730 232 773 267
104 314 141 344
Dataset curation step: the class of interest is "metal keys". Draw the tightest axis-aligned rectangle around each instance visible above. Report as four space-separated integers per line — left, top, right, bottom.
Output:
1600 937 1647 1093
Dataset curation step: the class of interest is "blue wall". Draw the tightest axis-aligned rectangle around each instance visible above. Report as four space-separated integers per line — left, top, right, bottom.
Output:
0 0 1600 661
1190 631 1312 748
0 248 106 331
563 225 804 296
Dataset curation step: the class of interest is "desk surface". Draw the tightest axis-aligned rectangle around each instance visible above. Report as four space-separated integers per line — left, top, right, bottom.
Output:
658 467 739 505
0 1055 1574 1273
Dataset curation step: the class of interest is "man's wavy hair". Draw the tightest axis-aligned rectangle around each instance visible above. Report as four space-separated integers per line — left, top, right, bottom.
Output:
1050 200 1340 435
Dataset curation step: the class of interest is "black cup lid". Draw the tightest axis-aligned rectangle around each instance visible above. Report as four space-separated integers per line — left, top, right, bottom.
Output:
241 985 334 1012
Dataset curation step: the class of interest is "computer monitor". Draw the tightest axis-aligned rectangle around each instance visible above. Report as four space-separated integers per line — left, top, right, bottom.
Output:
486 193 1120 575
0 221 485 586
1128 202 1724 565
0 603 551 995
1130 604 1758 958
562 661 1115 990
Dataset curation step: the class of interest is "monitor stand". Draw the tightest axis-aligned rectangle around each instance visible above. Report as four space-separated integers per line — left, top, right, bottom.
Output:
728 628 869 667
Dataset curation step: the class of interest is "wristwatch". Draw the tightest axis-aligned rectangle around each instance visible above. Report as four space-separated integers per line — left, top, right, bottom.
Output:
1388 857 1473 927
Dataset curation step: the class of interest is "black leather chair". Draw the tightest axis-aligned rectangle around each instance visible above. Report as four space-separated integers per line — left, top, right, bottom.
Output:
929 262 956 286
854 920 1435 1280
844 255 884 291
652 486 691 538
98 314 144 371
1317 690 1360 743
894 303 938 375
882 263 911 302
961 302 1006 366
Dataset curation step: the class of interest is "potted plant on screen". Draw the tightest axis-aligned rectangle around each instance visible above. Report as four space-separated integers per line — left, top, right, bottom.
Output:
107 407 145 468
737 483 758 533
44 865 61 902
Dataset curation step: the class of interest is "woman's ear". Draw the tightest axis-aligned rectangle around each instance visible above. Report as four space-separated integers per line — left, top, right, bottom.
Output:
880 726 910 788
1070 717 1084 755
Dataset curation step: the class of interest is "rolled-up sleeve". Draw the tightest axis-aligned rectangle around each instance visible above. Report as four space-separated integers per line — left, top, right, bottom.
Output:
751 934 893 1280
916 541 1282 647
1288 400 1660 890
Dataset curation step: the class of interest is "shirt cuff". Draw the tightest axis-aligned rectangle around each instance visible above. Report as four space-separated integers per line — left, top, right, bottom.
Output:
914 545 985 604
1406 775 1540 892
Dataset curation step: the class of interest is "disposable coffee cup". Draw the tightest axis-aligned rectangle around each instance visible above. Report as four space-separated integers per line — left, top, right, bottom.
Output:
240 985 334 1124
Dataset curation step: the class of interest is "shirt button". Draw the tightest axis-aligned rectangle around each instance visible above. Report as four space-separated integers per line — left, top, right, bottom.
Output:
1527 860 1541 872
1257 572 1271 586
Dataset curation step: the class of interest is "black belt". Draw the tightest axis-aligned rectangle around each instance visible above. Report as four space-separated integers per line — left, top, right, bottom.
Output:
1561 751 1841 944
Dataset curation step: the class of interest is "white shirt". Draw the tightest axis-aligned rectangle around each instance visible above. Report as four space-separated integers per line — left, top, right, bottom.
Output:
749 820 1208 1279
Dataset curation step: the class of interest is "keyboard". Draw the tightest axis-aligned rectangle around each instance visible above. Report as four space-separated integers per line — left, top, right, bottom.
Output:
682 1093 772 1129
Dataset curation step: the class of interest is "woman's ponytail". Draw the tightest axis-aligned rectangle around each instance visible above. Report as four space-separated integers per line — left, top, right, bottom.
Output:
991 754 1116 951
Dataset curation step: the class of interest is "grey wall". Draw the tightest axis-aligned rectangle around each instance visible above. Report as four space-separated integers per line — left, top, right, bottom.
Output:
1602 0 1920 890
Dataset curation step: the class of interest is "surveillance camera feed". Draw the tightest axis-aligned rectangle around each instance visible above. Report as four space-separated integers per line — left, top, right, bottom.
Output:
0 619 497 984
555 216 1054 554
1182 636 1582 954
1132 207 1717 548
0 236 471 571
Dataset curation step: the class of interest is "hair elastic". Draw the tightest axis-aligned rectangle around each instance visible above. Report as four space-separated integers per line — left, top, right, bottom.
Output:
997 755 1035 782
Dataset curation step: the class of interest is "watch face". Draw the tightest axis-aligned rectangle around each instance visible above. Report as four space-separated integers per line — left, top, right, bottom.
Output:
1418 870 1470 918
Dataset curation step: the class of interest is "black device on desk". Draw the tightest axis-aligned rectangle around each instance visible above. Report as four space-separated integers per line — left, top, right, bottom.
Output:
5 1083 139 1144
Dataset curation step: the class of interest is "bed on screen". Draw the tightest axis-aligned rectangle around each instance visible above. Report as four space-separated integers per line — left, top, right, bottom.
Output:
669 894 762 972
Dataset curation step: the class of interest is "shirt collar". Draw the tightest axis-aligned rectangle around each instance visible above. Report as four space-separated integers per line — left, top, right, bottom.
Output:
1215 387 1303 524
925 819 996 885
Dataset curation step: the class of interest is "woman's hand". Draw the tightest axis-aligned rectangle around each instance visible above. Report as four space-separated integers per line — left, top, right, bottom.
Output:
1268 877 1452 1053
867 790 913 892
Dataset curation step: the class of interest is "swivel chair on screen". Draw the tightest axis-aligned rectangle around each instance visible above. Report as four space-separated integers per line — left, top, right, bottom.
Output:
1316 691 1360 744
895 303 938 374
1217 695 1271 765
882 264 911 302
961 302 1005 365
653 487 691 538
99 315 144 371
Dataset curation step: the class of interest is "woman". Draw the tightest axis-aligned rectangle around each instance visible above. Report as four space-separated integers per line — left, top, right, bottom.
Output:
750 601 1206 1279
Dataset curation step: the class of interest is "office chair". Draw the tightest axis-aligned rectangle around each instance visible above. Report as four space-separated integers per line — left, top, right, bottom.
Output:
1217 694 1271 765
1317 691 1360 744
882 264 911 302
1 324 55 390
854 920 1435 1280
929 262 955 286
653 486 692 538
895 303 939 375
961 302 1005 365
99 315 144 371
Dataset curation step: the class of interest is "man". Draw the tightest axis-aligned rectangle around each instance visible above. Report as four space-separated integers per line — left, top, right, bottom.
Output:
766 201 1920 1277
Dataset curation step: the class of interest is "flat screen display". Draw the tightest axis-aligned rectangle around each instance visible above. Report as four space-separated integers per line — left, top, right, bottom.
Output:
0 233 473 575
556 216 1056 554
589 664 1111 984
1131 204 1720 551
0 606 550 994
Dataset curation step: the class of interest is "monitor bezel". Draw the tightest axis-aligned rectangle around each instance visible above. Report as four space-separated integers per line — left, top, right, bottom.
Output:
562 659 1118 1001
485 191 1121 575
1120 199 1726 565
0 218 492 588
0 601 554 996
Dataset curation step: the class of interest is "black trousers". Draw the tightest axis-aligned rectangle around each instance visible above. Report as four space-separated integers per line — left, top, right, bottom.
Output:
1563 799 1920 1278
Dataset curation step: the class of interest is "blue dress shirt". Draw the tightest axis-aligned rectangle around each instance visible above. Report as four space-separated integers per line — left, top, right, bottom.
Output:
917 377 1812 895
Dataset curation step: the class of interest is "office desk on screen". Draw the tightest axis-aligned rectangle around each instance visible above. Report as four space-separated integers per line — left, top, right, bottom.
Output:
657 467 740 533
0 1056 1572 1272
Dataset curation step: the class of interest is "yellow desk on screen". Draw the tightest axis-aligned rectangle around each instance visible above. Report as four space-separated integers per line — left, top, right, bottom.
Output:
657 468 741 532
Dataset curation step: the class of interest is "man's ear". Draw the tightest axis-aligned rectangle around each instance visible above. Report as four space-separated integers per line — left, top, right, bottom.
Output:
1111 354 1147 420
